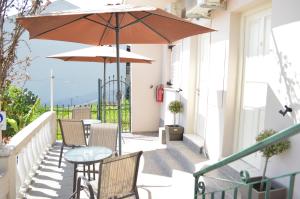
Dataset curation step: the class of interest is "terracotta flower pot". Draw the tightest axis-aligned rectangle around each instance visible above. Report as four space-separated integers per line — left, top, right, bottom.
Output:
240 177 287 199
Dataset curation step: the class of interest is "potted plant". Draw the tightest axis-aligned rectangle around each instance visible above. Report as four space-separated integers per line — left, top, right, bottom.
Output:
165 100 184 141
241 129 290 199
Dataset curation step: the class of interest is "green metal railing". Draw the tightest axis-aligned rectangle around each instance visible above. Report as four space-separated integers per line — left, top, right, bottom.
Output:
193 123 300 199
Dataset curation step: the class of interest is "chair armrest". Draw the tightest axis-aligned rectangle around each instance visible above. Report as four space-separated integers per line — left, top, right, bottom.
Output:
75 176 95 199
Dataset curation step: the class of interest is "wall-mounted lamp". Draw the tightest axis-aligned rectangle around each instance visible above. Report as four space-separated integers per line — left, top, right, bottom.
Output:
279 105 292 116
176 88 183 93
166 80 173 86
168 44 175 51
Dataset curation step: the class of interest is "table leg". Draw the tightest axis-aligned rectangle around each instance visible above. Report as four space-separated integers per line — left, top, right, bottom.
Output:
73 163 77 194
83 164 86 177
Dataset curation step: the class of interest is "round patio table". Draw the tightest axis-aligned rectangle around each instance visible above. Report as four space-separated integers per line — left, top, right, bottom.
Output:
64 146 112 194
82 119 101 126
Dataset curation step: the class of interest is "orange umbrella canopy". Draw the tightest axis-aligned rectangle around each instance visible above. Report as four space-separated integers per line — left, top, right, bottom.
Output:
47 46 153 63
17 4 214 45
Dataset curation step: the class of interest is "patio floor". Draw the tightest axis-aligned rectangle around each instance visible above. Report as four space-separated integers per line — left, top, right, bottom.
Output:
24 133 241 199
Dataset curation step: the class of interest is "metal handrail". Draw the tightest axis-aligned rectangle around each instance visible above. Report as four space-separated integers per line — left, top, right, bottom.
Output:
193 123 300 198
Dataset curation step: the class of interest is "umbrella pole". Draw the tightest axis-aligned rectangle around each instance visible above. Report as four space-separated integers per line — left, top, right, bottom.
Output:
103 58 106 123
115 13 122 155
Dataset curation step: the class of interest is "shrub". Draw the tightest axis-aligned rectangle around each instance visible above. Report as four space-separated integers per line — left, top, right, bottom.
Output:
168 100 183 125
2 84 41 137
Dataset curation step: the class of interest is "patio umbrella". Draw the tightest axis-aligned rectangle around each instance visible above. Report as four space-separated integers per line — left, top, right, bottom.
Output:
17 4 215 155
47 45 153 122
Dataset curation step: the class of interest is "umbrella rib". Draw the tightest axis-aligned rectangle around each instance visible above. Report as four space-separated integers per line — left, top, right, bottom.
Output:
96 14 114 28
84 17 114 30
120 13 153 30
65 57 72 61
128 12 171 43
144 10 213 30
98 13 114 45
32 14 93 38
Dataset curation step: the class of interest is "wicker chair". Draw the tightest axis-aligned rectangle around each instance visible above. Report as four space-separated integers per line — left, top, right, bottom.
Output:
58 119 87 168
72 107 91 120
87 123 118 179
88 123 118 151
75 151 143 199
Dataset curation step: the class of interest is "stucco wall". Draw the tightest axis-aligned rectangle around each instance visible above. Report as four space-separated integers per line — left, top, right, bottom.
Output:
125 0 171 133
131 44 163 133
266 0 300 197
160 36 198 133
199 0 300 197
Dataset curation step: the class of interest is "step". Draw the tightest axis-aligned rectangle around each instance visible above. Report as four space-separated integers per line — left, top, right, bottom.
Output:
183 133 205 154
166 141 207 173
142 148 188 177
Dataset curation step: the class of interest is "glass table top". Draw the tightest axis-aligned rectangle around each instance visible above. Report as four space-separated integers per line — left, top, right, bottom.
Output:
82 119 101 126
64 146 112 164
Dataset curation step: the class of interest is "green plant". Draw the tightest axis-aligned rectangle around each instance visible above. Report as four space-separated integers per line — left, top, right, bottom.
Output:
256 129 290 191
168 100 183 125
2 85 42 137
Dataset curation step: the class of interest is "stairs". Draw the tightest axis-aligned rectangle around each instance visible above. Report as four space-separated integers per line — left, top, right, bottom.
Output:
152 133 241 198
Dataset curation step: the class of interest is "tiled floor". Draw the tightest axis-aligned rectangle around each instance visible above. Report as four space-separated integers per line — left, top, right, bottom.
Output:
25 133 241 199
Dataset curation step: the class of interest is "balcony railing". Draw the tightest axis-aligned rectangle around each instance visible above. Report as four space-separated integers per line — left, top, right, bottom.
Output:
0 111 56 199
193 123 300 199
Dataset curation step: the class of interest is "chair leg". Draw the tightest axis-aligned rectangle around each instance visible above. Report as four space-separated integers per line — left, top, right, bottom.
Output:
88 164 91 180
134 187 139 199
58 144 64 168
76 176 81 199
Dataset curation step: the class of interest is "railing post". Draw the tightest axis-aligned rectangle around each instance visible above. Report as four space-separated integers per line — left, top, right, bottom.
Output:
50 111 57 144
194 176 199 199
7 152 16 199
0 145 15 199
288 174 296 199
98 79 102 120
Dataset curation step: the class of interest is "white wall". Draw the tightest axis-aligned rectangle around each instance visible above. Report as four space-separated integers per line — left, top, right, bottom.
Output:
160 36 198 133
131 45 163 133
265 0 300 198
192 0 300 197
124 0 172 133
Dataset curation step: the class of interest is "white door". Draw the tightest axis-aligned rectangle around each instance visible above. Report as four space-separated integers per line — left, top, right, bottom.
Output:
194 34 211 138
238 8 272 168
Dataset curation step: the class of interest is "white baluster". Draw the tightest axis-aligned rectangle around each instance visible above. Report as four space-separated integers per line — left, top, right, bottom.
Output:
4 112 57 198
16 151 25 191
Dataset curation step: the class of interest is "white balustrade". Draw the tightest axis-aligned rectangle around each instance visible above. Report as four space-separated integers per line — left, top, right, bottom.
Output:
0 111 56 199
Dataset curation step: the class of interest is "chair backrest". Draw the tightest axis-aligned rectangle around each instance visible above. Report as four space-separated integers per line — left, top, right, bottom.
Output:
88 123 118 152
97 151 143 199
58 119 86 146
72 107 91 120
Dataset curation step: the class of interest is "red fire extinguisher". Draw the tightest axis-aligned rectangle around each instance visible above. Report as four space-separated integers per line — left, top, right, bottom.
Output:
156 84 164 103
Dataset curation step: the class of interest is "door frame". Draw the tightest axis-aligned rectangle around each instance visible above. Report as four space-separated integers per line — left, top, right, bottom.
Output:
233 4 272 154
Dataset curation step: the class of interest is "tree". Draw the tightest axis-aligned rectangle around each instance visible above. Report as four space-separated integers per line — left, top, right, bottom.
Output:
168 100 183 126
256 129 290 191
0 0 50 94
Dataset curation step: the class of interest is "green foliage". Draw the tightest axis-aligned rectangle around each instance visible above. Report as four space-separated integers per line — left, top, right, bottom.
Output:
168 100 183 114
256 129 291 191
2 85 42 137
256 129 290 158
